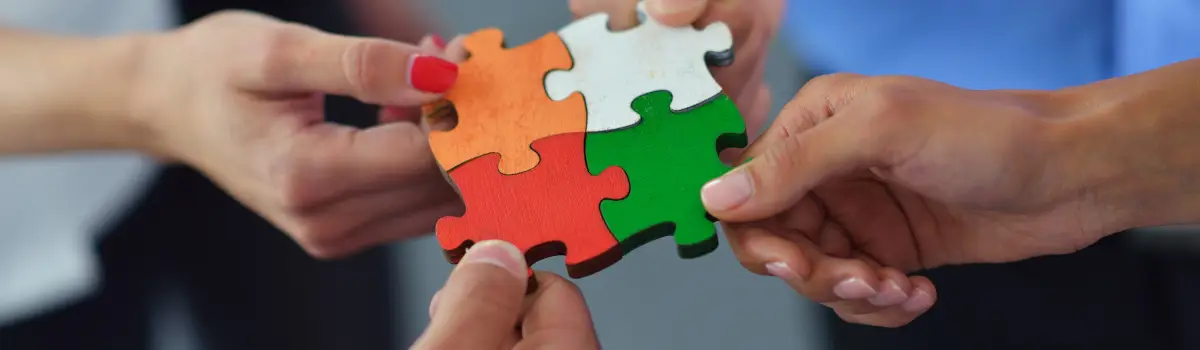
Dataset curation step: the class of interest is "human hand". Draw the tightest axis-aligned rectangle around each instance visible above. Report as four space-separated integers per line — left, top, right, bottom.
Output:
412 240 601 349
567 0 784 152
128 11 464 258
700 73 1136 327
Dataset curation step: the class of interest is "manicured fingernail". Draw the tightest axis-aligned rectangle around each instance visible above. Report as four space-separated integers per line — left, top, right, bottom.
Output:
701 169 753 211
765 261 800 281
647 0 705 14
867 280 908 306
461 240 526 278
408 54 458 93
430 33 446 49
428 289 442 318
833 277 877 299
902 289 934 312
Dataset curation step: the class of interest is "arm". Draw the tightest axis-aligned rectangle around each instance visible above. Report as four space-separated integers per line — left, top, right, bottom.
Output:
0 27 149 155
1051 58 1200 232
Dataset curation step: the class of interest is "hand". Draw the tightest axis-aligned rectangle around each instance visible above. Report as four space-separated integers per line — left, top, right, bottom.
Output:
412 240 601 349
567 0 784 153
128 10 465 258
699 73 1132 327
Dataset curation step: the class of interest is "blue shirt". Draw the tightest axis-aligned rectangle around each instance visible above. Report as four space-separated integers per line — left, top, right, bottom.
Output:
783 0 1200 90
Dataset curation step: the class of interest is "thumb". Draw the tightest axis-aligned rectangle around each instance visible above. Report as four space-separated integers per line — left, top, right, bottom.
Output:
701 104 887 222
643 0 709 26
412 240 529 349
237 24 458 105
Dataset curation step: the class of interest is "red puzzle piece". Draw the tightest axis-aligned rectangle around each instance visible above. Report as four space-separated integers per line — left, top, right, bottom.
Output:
436 132 629 278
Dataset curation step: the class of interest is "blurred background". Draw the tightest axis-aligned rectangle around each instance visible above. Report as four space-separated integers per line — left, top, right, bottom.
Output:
0 0 825 349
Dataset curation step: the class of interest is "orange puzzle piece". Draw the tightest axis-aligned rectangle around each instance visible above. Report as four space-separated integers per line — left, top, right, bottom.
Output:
428 28 587 174
435 132 628 278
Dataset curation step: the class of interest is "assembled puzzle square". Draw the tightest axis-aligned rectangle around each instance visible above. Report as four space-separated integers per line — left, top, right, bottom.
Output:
422 1 747 279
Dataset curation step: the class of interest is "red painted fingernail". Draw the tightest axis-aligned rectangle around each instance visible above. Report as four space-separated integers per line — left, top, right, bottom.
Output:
408 54 458 93
431 33 446 49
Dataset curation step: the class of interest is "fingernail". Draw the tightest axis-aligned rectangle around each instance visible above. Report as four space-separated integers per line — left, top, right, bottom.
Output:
701 169 753 211
427 289 442 318
833 277 877 300
460 240 526 278
408 54 458 93
765 261 800 281
647 0 705 14
867 280 908 306
902 289 934 312
430 33 446 49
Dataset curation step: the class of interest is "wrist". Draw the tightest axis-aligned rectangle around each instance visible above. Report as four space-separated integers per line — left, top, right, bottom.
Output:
1047 63 1200 234
45 33 159 154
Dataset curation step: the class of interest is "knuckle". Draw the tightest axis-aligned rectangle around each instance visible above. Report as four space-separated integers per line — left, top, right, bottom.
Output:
291 221 353 259
268 157 321 212
339 39 377 100
253 24 310 84
800 73 863 95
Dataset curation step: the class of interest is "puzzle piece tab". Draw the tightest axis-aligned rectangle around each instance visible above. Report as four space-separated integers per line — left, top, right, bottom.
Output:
429 28 587 174
585 90 747 258
436 132 629 278
544 1 734 132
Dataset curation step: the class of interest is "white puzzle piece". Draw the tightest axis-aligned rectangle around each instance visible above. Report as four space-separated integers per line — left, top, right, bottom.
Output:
544 1 734 132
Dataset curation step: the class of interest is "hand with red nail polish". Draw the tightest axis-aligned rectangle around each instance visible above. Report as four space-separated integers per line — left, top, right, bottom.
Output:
122 11 465 258
698 66 1200 327
412 240 600 350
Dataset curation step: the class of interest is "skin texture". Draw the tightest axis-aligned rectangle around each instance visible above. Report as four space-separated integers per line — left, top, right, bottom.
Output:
0 11 465 259
412 240 601 350
701 60 1200 327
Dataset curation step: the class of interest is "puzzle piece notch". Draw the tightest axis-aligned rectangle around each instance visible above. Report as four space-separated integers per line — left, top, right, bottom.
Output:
427 28 587 175
584 90 747 259
436 132 629 279
544 1 735 133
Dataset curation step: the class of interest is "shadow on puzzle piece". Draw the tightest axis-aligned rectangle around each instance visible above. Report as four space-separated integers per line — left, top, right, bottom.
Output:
586 90 747 259
426 28 587 175
436 132 630 279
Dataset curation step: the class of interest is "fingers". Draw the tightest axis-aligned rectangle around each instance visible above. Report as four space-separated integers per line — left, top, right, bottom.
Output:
517 272 602 349
643 0 710 26
568 0 642 29
271 121 439 210
412 240 530 350
724 223 937 327
702 107 885 222
702 73 893 222
236 23 458 105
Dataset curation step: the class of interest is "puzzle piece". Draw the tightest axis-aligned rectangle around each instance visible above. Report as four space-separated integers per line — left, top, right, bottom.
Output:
544 1 734 132
428 28 587 174
436 132 629 278
585 90 747 258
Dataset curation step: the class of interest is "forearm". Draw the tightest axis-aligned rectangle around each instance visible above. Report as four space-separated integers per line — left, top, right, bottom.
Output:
1051 58 1200 232
0 27 150 155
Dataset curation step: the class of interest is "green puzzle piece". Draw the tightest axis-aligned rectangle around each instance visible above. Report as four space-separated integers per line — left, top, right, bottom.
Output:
585 90 748 258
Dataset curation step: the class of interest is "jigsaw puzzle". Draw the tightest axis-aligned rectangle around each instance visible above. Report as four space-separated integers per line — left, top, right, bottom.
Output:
544 2 734 132
436 132 629 279
424 0 746 279
427 28 587 175
585 90 747 258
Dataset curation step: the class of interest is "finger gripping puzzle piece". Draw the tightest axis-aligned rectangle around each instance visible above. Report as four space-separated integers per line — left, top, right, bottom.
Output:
436 132 629 278
544 1 734 132
585 90 747 258
428 28 587 174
